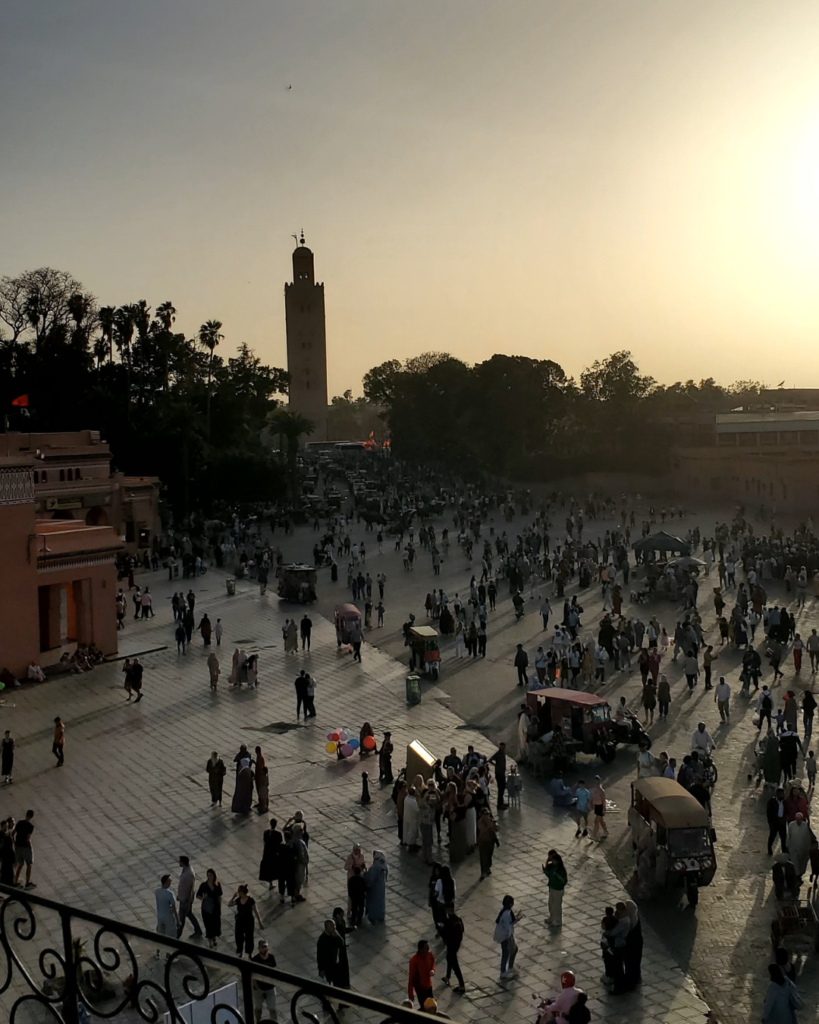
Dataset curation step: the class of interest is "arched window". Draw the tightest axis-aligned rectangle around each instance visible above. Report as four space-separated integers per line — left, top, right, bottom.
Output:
67 468 73 481
75 467 82 480
42 471 47 483
33 471 39 484
59 469 65 482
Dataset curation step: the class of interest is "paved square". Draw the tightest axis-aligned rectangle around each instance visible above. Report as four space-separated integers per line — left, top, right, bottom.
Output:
0 557 709 1023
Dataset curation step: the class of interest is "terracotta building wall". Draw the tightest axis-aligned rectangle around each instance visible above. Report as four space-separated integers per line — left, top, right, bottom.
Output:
0 501 41 677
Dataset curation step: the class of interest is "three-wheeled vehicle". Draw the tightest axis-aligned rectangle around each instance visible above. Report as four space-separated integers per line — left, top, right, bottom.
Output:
276 563 317 603
526 689 616 761
334 604 362 646
408 625 440 679
628 777 716 906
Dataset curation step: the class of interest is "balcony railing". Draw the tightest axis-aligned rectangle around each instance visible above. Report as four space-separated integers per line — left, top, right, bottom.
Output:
0 883 443 1024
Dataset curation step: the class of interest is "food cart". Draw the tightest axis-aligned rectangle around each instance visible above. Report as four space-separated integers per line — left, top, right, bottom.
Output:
628 777 716 906
334 604 362 646
276 563 317 603
408 625 440 679
526 688 614 760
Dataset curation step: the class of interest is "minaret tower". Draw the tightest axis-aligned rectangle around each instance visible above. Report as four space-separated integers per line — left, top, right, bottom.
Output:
284 232 328 440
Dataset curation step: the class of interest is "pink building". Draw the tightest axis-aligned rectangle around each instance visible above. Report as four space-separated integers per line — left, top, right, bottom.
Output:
0 454 123 677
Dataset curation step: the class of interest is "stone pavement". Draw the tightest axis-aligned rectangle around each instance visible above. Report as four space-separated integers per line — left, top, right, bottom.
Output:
273 506 819 1024
0 562 709 1023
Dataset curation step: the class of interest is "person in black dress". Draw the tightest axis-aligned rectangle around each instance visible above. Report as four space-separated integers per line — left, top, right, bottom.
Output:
0 818 16 885
259 819 284 900
2 731 14 784
228 885 263 957
196 869 223 948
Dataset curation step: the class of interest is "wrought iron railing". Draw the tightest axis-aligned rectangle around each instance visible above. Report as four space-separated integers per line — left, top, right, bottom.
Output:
0 883 445 1024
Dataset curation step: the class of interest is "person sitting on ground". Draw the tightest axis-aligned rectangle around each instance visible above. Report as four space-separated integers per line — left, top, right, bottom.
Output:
548 776 576 807
26 662 45 683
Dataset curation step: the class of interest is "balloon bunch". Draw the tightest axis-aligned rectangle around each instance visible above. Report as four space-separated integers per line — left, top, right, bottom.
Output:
326 729 359 759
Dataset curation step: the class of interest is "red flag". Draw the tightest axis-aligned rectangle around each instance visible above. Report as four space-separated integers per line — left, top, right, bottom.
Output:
11 394 28 407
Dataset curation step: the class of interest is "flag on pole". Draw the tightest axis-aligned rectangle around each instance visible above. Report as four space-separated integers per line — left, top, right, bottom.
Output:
11 395 28 407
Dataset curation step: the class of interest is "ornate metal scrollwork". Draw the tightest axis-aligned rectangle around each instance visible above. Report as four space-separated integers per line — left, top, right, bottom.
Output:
0 884 449 1024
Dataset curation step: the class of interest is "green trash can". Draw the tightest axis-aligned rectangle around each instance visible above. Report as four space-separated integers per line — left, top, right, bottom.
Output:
406 674 421 706
226 579 236 596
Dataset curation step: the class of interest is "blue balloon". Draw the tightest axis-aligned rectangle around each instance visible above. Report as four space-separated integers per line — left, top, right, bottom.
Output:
348 738 360 749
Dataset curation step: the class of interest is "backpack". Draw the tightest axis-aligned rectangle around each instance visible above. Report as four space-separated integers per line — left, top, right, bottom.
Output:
761 693 773 711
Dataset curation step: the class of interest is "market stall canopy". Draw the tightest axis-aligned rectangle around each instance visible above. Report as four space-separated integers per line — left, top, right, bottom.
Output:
668 556 706 569
632 531 691 555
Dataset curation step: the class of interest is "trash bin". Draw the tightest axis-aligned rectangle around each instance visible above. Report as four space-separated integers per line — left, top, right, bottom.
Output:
406 674 421 706
226 579 236 596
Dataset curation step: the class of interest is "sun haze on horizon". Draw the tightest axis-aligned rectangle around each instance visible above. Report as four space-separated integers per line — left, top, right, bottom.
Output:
2 0 819 394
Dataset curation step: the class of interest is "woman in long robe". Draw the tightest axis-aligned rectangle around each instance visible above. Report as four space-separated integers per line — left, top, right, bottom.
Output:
762 732 782 787
517 709 530 762
228 649 240 686
464 786 477 852
207 653 220 691
259 820 283 894
403 789 420 848
448 797 468 863
365 850 388 923
285 620 298 653
232 758 254 815
254 747 269 813
206 751 226 805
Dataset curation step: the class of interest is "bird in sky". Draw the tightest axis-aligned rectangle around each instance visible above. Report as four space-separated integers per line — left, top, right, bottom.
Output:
776 380 785 387
287 85 292 90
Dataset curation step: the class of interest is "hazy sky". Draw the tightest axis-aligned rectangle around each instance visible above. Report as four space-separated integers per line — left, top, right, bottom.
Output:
4 1 819 393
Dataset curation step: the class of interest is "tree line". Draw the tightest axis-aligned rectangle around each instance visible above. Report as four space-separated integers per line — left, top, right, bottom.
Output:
0 267 292 515
362 351 763 479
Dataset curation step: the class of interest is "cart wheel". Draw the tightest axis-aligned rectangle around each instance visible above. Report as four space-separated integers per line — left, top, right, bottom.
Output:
710 763 718 785
686 883 699 906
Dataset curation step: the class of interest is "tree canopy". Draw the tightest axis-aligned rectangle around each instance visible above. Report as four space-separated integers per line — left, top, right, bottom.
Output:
0 267 291 516
364 349 764 478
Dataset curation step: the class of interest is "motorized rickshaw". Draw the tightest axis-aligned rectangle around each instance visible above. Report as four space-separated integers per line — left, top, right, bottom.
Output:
526 689 616 761
628 777 716 906
334 604 362 646
276 563 317 603
407 625 440 679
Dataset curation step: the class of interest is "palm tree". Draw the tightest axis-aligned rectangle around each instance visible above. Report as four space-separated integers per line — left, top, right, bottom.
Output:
267 407 315 501
156 301 176 333
198 319 224 439
98 306 115 365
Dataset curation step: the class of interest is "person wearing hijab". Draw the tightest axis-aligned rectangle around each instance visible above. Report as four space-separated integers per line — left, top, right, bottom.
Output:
365 850 388 923
207 653 220 691
232 758 254 815
403 784 421 849
259 819 284 898
618 900 642 989
228 649 240 686
254 746 269 814
787 813 811 877
344 844 367 919
205 751 226 806
517 705 531 761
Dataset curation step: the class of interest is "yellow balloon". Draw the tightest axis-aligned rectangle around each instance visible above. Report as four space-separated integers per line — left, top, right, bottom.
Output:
325 741 337 754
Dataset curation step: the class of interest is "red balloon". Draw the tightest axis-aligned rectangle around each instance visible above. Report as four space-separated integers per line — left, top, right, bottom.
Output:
331 732 340 741
363 735 376 750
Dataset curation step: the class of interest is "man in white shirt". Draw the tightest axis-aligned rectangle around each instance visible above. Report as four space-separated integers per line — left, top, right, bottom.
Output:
714 677 731 722
691 722 715 755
